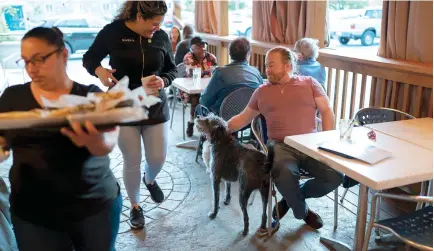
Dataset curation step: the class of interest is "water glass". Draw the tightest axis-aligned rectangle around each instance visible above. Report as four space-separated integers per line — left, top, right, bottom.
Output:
339 119 353 140
192 67 201 85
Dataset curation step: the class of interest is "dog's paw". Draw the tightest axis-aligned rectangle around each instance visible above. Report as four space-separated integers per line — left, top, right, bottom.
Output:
208 211 217 219
241 229 249 236
223 197 231 205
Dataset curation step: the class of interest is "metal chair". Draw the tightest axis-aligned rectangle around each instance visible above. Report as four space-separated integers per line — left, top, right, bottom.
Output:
195 87 255 162
170 63 188 139
362 192 433 251
250 115 340 230
339 107 426 239
341 107 416 199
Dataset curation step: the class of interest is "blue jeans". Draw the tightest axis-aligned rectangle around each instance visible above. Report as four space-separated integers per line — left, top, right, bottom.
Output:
271 142 343 219
118 122 169 205
11 194 122 251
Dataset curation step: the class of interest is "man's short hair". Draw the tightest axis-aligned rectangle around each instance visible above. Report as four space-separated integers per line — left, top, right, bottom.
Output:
266 46 298 74
229 37 251 62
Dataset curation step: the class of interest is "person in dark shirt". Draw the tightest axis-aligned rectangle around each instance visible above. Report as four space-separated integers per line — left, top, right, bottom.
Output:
0 27 121 251
82 1 176 229
174 24 194 65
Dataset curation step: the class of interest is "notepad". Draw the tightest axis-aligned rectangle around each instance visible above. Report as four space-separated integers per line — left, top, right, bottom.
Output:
318 140 392 164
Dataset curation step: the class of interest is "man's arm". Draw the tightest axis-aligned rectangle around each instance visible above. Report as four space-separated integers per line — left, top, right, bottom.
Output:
315 96 334 131
227 107 260 133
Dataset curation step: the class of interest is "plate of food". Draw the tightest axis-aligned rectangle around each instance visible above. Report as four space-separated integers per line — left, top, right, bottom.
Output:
0 76 161 130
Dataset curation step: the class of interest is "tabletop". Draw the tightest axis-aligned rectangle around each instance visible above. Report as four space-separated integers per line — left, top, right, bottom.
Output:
172 78 211 94
364 118 432 150
284 126 433 191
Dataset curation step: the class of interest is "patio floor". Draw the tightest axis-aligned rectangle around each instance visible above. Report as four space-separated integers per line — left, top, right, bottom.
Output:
0 102 414 251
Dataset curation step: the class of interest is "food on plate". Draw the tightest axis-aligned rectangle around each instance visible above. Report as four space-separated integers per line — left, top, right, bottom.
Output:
93 91 125 101
0 109 44 119
45 104 96 118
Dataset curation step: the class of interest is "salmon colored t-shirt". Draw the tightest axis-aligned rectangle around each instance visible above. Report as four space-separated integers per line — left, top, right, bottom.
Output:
248 76 326 141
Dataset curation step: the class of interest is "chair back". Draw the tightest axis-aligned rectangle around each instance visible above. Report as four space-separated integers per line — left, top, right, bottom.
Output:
219 87 255 121
176 63 187 78
355 107 415 126
251 115 268 154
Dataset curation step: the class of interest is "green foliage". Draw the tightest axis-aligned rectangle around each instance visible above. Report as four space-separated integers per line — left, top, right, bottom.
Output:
328 0 369 11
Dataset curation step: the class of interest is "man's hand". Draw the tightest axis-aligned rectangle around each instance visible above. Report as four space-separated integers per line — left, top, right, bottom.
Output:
315 96 334 131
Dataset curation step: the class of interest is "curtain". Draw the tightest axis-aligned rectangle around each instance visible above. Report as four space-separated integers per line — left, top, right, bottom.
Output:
252 1 327 46
194 0 218 34
373 1 433 118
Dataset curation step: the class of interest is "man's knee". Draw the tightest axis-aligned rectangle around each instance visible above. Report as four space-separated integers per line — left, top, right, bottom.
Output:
324 170 344 191
271 159 299 182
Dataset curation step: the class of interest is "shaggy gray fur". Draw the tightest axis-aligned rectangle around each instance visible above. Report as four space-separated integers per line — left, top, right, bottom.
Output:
196 114 274 236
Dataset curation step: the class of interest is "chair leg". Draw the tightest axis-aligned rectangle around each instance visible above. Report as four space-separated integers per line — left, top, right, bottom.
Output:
374 191 382 238
182 104 186 140
170 88 178 129
334 188 338 229
340 187 349 203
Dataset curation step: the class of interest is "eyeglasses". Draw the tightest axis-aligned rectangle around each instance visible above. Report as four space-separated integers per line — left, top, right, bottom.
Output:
16 47 64 68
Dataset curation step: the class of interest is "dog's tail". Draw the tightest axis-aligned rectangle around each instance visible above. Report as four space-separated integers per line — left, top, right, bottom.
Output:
263 141 275 174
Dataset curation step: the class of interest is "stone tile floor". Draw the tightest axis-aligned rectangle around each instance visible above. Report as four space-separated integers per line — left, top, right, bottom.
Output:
0 104 414 251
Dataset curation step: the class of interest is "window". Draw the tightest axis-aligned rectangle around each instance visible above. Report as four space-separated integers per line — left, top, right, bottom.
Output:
228 0 252 38
180 0 195 28
328 1 383 52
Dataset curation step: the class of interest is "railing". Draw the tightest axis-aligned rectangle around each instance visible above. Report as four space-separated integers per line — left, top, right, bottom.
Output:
200 33 433 122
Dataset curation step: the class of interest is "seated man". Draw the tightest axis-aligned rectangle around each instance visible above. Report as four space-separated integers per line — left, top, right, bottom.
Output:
294 38 326 90
199 37 263 115
183 36 217 137
227 46 343 229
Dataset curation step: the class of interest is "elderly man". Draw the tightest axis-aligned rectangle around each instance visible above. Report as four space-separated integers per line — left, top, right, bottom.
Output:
174 24 195 65
294 38 326 89
182 36 218 137
227 46 343 230
199 37 263 114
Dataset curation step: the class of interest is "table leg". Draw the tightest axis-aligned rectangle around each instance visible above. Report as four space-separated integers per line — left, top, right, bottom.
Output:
354 184 369 251
320 184 369 251
170 87 178 129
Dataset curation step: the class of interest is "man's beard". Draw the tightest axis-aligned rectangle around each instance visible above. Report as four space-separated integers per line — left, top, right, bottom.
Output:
267 72 285 84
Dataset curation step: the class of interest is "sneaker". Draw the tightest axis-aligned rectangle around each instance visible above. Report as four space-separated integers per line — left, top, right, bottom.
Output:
186 122 194 137
272 199 290 220
130 206 145 229
143 176 165 203
303 209 323 229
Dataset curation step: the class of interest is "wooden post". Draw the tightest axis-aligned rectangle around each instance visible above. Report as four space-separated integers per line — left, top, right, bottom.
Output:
216 1 229 66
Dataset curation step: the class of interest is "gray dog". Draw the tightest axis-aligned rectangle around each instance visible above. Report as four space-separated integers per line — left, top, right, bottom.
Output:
196 114 274 236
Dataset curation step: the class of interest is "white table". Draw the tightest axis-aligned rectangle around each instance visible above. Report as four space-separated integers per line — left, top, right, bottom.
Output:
284 126 433 251
365 118 433 150
171 78 211 148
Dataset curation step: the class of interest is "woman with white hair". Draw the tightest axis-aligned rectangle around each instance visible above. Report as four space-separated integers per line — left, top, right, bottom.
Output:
294 38 326 90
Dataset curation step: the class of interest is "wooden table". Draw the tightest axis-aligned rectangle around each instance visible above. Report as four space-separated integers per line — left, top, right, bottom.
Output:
284 126 433 251
365 118 433 150
171 78 211 148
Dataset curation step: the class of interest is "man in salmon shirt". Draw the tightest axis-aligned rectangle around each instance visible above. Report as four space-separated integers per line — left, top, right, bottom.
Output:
227 46 343 230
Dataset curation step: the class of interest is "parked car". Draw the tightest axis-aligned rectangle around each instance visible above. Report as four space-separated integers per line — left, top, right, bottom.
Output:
39 16 109 55
329 7 382 46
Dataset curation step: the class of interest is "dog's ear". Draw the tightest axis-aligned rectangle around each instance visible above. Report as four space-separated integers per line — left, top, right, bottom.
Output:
211 125 226 141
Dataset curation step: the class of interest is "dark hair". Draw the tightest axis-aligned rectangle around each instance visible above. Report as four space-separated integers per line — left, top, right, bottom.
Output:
115 1 167 21
229 37 251 62
22 27 65 48
182 24 194 39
